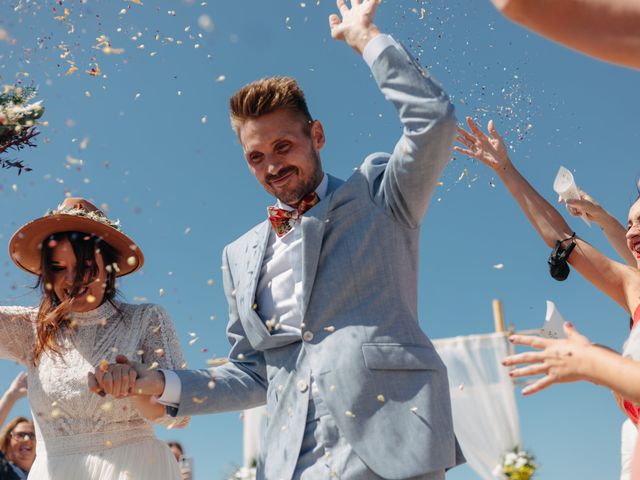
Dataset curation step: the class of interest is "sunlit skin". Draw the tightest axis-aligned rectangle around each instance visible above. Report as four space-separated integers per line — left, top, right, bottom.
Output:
239 108 326 208
50 237 108 313
626 198 640 268
6 421 36 472
455 117 640 409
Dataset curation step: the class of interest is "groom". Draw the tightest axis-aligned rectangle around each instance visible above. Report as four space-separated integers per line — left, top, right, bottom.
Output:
99 1 463 478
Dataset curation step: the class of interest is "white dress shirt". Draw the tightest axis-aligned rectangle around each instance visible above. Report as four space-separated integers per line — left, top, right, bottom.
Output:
255 174 328 335
159 33 399 406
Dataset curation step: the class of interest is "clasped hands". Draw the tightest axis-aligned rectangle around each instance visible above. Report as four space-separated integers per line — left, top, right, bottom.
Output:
88 355 165 399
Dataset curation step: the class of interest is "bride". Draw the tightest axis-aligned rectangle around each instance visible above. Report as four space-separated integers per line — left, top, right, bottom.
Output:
2 197 188 479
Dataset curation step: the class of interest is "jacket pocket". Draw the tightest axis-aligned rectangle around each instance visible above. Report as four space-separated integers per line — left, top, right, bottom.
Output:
361 343 442 371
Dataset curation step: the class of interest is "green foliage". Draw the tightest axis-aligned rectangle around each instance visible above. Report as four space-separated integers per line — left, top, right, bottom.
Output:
0 84 45 174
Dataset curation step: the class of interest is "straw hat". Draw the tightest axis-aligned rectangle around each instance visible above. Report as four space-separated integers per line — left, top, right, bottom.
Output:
9 197 144 277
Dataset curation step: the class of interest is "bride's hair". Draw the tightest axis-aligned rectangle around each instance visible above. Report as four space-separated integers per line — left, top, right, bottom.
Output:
33 232 119 363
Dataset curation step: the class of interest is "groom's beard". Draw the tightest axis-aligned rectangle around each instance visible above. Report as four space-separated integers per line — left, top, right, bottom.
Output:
268 149 323 208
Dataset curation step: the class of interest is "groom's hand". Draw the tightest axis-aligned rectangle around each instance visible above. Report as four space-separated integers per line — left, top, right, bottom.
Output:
115 355 166 397
329 0 381 55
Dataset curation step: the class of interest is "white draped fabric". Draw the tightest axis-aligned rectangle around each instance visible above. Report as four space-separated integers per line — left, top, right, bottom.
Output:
620 419 637 480
243 406 268 468
433 333 521 480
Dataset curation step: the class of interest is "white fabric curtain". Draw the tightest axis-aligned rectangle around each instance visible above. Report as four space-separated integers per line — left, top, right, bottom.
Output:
621 419 636 480
433 333 521 480
243 406 268 467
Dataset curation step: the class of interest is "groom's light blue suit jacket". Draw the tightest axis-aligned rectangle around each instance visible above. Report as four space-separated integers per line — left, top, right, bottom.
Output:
171 39 463 479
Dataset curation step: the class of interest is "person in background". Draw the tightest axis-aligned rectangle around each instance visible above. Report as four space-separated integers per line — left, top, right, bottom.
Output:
455 116 640 477
453 116 640 395
490 0 640 69
167 441 184 463
564 188 639 480
565 190 637 267
167 441 193 480
0 373 35 480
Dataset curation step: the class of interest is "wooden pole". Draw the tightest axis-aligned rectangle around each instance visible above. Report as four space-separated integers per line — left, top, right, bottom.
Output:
493 299 505 333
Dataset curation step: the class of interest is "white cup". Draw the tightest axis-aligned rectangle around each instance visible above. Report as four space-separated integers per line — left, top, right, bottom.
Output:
553 166 591 226
542 300 568 339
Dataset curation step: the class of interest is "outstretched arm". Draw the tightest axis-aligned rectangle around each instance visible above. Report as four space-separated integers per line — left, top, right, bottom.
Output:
565 190 637 267
504 322 640 403
0 372 27 429
491 0 640 69
331 0 455 228
455 117 640 313
169 246 267 416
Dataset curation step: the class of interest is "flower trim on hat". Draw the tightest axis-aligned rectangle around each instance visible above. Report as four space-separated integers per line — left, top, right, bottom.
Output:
44 206 122 231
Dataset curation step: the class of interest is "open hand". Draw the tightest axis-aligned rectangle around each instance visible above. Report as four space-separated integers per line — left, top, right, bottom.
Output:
454 116 511 172
329 0 381 55
7 372 27 399
502 322 592 395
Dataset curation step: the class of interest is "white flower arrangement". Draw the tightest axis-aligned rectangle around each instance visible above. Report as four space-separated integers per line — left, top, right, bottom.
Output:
493 447 537 480
228 466 256 480
46 206 122 231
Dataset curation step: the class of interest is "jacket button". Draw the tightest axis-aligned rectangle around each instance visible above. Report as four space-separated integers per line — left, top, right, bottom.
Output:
297 380 308 393
302 331 314 342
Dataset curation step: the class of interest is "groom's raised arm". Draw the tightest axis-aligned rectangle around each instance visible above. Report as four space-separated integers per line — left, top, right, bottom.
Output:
348 37 455 228
329 0 456 228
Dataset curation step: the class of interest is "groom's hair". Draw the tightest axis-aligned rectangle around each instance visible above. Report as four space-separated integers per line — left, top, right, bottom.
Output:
229 76 313 136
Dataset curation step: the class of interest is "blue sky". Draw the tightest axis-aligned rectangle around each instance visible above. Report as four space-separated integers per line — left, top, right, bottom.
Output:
1 0 639 478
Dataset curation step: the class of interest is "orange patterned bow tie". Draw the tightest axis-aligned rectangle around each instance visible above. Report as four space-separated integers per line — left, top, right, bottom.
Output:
267 192 320 237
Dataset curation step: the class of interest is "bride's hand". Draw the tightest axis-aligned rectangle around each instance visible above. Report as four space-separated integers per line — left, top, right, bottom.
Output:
88 360 138 398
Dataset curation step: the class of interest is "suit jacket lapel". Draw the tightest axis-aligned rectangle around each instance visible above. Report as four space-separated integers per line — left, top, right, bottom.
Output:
239 220 304 349
237 221 271 345
300 175 343 318
244 221 270 306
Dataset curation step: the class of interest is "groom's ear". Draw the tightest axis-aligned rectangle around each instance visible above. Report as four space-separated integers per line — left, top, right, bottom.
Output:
310 120 326 150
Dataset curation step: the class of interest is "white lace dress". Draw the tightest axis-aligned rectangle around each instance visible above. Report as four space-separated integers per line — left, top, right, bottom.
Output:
0 301 189 480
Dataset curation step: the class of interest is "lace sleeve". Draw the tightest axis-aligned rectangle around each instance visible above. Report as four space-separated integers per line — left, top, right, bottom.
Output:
139 304 190 429
0 306 36 365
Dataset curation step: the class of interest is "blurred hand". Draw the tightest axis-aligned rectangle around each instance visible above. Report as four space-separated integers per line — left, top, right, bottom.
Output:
564 190 607 224
329 0 381 55
7 372 27 399
454 116 512 172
